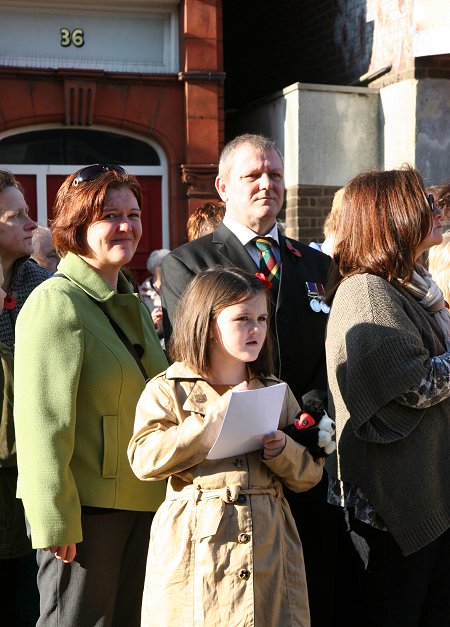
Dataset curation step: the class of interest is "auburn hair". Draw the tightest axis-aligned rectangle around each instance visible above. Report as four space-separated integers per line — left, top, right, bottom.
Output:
327 166 432 299
168 267 274 379
186 201 225 241
51 168 142 256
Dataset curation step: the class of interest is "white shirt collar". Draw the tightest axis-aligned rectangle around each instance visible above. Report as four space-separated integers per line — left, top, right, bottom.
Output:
222 212 280 246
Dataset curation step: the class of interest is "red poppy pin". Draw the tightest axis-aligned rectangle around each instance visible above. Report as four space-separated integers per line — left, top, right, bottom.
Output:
255 273 273 290
4 294 17 310
286 239 301 258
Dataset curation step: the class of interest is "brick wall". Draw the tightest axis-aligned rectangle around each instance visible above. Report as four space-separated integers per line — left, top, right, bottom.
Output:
285 184 340 243
222 0 347 110
223 0 450 110
415 54 450 79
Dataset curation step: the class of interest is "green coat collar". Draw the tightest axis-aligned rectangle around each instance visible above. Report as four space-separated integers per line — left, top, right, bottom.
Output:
58 252 134 303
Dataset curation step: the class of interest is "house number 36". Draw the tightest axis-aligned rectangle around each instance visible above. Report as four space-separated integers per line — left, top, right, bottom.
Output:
60 28 85 48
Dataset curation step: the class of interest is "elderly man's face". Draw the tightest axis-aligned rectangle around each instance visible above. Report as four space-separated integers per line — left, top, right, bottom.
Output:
215 144 284 235
33 229 59 273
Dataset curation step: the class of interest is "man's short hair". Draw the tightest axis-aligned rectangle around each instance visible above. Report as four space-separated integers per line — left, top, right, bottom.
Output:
218 134 283 180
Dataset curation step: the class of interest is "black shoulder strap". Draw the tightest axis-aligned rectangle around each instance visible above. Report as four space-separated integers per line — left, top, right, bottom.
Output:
54 273 148 382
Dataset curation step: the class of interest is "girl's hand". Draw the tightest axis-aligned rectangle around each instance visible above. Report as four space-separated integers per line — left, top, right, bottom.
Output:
151 307 163 327
262 430 286 459
44 543 77 563
233 381 248 392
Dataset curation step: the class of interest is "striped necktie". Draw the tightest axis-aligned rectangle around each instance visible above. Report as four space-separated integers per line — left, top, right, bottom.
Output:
254 237 280 287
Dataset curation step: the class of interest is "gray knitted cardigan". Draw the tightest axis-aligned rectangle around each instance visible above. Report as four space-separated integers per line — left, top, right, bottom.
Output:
0 258 49 349
326 273 450 556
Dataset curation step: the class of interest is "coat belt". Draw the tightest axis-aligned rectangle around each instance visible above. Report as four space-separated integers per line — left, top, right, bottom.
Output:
165 483 281 540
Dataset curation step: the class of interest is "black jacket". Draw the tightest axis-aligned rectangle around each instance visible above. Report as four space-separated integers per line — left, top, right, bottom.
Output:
161 223 331 404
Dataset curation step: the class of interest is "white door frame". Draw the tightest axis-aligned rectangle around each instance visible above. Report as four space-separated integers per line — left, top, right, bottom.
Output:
0 124 169 248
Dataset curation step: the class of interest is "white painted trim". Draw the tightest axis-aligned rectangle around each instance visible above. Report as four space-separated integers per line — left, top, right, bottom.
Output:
0 8 179 74
0 1 180 16
0 124 170 248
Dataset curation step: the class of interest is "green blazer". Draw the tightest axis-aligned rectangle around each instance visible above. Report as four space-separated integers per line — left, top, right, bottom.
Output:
14 253 168 549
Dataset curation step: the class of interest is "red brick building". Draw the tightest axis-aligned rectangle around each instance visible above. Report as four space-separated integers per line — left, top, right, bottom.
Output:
222 0 450 242
2 1 449 251
0 0 224 278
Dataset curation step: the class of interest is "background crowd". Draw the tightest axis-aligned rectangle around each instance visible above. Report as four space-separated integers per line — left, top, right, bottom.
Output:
0 133 448 627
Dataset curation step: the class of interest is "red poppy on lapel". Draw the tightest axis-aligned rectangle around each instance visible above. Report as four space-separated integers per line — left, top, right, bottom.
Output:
285 239 302 258
255 273 273 290
4 294 17 310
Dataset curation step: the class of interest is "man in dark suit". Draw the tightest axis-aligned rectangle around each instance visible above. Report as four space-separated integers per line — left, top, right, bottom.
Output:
161 134 340 626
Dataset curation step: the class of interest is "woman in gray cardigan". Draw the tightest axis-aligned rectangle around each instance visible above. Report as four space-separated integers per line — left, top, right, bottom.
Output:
325 166 450 627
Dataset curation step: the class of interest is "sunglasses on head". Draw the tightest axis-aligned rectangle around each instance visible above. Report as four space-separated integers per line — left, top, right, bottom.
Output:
72 164 127 187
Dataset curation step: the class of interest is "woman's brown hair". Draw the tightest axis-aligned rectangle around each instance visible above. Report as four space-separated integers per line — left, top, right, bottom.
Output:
51 167 142 256
186 201 225 241
168 267 274 379
0 170 24 195
328 166 431 299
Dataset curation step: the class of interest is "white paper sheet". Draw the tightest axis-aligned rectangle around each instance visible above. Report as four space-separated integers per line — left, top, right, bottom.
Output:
206 382 287 460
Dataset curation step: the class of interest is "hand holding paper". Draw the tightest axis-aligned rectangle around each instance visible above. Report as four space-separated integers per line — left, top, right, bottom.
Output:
261 430 287 459
206 382 287 460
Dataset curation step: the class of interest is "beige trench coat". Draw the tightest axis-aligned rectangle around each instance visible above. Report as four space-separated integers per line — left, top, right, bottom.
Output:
129 363 324 627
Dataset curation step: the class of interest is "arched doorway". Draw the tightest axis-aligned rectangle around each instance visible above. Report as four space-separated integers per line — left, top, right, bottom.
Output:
0 126 168 282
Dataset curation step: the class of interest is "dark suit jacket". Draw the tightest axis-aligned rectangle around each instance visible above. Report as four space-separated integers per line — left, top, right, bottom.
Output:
161 222 331 404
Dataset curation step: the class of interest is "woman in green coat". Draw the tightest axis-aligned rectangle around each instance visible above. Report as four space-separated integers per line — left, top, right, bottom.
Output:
14 165 167 626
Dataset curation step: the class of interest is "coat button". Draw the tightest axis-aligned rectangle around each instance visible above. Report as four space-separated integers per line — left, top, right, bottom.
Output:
238 533 250 543
237 495 247 505
233 458 244 468
238 569 251 580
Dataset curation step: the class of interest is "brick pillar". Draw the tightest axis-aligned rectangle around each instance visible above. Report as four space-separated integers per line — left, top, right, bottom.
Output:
286 184 340 243
180 0 225 214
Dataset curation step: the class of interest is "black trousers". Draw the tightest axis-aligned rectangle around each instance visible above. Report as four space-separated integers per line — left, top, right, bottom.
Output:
348 511 450 627
37 509 154 627
286 472 366 627
0 552 39 626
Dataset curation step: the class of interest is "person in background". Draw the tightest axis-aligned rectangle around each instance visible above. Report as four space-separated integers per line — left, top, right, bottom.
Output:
326 167 450 626
14 164 168 626
139 249 170 340
129 267 324 627
0 171 48 350
186 200 225 241
0 254 37 627
428 230 450 304
427 183 450 230
31 225 59 274
161 134 337 627
0 170 46 625
309 187 345 258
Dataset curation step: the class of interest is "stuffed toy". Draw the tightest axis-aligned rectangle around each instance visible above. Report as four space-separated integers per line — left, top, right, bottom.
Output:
283 390 336 459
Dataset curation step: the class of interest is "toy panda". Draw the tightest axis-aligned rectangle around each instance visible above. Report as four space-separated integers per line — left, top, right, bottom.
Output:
283 391 336 459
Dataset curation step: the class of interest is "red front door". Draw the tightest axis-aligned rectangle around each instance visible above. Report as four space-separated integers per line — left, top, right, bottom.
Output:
15 172 162 285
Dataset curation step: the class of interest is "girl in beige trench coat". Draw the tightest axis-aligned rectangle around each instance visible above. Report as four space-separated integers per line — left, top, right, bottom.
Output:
128 268 324 627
